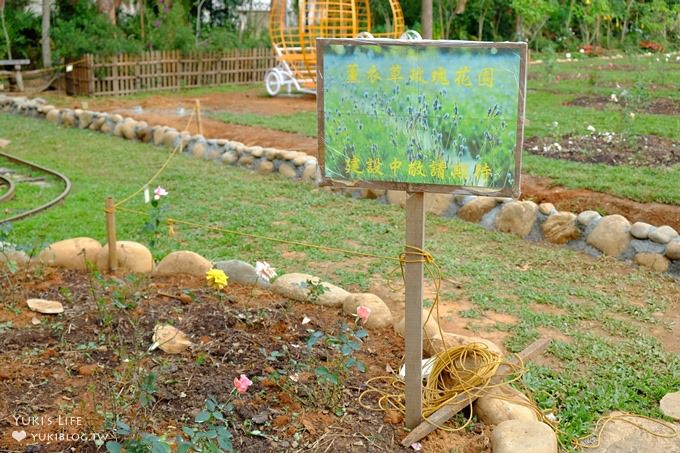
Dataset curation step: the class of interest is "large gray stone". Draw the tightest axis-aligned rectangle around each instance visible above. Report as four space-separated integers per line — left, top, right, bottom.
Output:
342 293 392 329
278 162 297 178
458 197 498 223
667 241 680 260
649 226 679 244
586 411 680 453
222 151 238 165
490 420 557 453
37 237 102 270
586 215 631 257
578 210 602 226
542 212 580 244
95 241 154 273
474 384 538 426
630 222 653 239
661 392 680 421
495 201 538 237
270 273 349 307
214 259 269 287
153 251 212 277
538 202 556 216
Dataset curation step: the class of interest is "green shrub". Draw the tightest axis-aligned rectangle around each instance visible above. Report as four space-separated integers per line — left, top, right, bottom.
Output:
147 3 195 52
0 5 41 62
52 0 142 62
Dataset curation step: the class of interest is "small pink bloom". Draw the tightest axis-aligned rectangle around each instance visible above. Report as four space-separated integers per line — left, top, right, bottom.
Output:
356 306 371 324
233 374 253 393
154 186 168 200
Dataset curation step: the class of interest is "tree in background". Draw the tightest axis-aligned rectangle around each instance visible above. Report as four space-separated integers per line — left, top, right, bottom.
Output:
42 0 51 67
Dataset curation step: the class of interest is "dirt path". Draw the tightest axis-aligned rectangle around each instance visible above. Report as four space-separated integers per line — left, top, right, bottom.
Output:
522 175 680 231
49 88 680 230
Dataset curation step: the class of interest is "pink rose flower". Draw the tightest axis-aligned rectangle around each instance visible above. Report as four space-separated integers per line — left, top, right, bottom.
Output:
233 374 253 393
356 306 371 324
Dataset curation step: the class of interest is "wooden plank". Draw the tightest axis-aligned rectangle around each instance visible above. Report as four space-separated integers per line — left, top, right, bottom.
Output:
400 337 552 447
404 191 425 429
0 59 30 65
111 55 119 96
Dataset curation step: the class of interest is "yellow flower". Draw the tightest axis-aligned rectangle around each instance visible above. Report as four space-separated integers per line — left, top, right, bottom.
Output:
206 269 228 290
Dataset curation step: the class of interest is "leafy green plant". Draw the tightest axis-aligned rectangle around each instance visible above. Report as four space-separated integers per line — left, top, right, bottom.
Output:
305 322 368 414
176 397 234 452
301 279 329 303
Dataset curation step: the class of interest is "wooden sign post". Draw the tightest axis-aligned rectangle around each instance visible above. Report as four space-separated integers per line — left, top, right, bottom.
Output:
404 192 425 427
317 38 527 430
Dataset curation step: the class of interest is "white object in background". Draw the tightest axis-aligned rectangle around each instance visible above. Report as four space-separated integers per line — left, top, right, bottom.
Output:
133 105 143 114
176 107 185 116
66 64 73 72
143 185 150 204
399 357 437 380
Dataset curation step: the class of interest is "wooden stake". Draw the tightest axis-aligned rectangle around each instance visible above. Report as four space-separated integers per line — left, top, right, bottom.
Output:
404 191 425 428
105 197 117 271
401 337 551 446
195 99 203 136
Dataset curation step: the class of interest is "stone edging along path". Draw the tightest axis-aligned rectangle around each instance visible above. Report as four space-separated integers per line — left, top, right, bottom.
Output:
2 95 679 280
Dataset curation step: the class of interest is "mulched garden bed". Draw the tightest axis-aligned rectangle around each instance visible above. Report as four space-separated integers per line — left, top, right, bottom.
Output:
0 268 491 452
565 95 680 116
525 133 680 167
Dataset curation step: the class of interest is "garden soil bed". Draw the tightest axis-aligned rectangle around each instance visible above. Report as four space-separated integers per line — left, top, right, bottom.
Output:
565 95 680 116
48 88 680 230
0 268 491 453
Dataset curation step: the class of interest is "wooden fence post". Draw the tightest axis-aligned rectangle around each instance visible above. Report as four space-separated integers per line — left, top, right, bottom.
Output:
87 54 95 96
105 197 117 271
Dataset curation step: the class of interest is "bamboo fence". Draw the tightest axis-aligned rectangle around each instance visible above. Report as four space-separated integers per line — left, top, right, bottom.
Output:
65 48 276 96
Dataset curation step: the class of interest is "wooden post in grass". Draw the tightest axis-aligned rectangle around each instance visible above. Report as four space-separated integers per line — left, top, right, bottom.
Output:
195 99 203 136
404 191 425 428
105 197 117 271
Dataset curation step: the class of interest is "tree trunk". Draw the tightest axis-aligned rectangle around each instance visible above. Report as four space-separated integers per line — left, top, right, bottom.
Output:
0 2 12 60
564 0 575 35
422 0 433 39
97 0 119 24
477 5 487 40
42 0 52 68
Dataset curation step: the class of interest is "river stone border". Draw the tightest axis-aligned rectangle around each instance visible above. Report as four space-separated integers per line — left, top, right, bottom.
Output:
23 240 559 451
1 95 678 280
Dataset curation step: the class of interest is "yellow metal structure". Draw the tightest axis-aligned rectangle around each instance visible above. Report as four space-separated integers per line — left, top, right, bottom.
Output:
265 0 408 95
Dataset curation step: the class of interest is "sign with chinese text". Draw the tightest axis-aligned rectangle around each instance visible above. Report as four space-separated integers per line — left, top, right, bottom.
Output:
317 39 527 196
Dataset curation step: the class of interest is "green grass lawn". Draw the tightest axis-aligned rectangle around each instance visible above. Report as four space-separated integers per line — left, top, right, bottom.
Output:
0 157 65 219
2 113 679 448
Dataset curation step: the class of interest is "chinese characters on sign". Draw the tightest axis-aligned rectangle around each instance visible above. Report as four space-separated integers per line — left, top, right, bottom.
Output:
319 40 527 194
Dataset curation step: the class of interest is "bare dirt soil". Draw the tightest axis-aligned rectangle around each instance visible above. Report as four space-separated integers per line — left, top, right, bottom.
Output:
50 87 680 230
0 268 491 453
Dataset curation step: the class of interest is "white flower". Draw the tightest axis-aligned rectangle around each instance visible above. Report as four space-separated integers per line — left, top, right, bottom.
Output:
301 315 311 325
565 52 572 59
255 261 277 282
579 48 585 54
587 125 596 133
552 121 559 128
411 443 422 451
610 93 618 103
629 112 636 119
